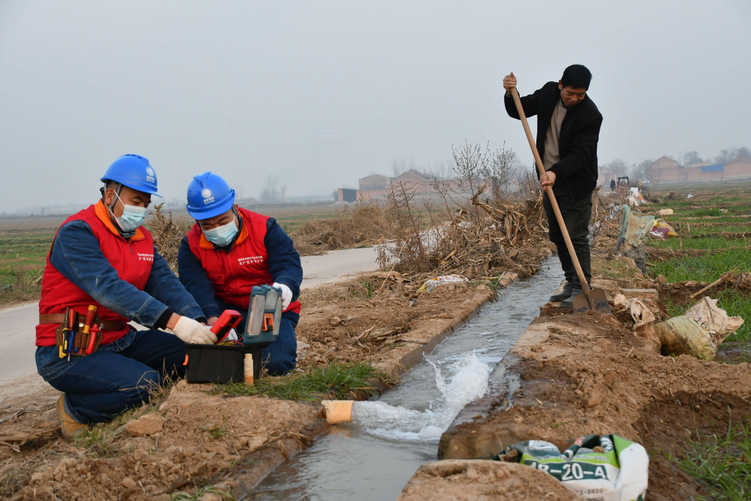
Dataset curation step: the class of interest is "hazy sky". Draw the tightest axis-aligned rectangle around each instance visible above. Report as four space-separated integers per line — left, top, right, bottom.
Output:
1 1 749 212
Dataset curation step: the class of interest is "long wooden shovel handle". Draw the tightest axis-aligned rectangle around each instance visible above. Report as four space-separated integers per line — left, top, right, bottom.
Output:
510 87 593 300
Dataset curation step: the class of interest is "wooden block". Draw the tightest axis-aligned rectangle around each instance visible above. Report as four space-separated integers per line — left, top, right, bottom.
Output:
620 288 659 301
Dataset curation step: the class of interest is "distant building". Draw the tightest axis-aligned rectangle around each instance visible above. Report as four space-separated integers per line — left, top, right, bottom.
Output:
337 188 358 203
645 155 751 185
357 169 462 200
358 174 391 192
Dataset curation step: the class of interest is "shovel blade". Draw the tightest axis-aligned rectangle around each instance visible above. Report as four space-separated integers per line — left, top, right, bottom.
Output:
572 288 611 314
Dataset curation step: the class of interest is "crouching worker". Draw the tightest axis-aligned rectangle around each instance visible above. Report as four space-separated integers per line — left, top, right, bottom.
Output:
36 155 217 439
178 172 302 375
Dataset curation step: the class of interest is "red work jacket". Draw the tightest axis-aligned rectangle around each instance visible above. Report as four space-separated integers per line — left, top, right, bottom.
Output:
185 207 301 314
36 202 154 346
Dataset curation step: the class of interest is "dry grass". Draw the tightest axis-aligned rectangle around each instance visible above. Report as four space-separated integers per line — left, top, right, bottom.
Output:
290 203 393 255
148 203 194 271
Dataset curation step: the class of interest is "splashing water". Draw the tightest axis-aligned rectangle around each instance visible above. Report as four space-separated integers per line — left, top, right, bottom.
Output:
350 352 490 442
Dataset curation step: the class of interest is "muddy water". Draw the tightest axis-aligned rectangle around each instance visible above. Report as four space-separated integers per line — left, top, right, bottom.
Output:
250 258 563 501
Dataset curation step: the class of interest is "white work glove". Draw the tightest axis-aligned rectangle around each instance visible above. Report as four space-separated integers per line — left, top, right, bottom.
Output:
273 282 293 310
172 316 217 345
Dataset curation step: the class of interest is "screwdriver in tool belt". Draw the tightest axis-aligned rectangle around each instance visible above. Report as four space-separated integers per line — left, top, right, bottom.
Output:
68 312 77 361
82 305 97 355
59 307 70 359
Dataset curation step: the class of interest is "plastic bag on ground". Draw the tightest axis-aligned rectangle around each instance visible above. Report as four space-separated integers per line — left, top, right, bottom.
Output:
654 297 744 360
495 434 648 501
418 274 469 292
649 219 678 238
615 206 655 273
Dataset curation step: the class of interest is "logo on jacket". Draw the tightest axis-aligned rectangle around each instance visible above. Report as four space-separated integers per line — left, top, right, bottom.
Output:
201 188 214 204
238 256 264 265
137 253 154 262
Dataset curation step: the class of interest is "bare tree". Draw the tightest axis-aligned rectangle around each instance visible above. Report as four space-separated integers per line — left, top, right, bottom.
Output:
607 159 628 177
682 151 703 166
483 143 518 202
452 141 488 198
715 147 738 163
736 146 751 159
390 156 418 177
427 159 453 180
260 175 281 204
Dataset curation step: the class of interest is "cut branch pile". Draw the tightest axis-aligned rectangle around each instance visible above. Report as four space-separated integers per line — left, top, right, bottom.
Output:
429 192 550 279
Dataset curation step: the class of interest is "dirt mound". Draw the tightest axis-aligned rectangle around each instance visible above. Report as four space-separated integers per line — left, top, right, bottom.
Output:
397 459 580 501
9 381 322 500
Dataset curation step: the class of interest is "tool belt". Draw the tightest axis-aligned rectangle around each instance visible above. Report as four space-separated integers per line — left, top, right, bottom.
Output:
40 313 125 357
39 314 125 331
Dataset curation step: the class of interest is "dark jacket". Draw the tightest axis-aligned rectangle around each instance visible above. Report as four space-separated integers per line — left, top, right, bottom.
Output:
505 81 602 201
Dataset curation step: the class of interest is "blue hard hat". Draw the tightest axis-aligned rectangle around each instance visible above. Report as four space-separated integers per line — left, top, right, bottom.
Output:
100 154 162 197
186 172 236 220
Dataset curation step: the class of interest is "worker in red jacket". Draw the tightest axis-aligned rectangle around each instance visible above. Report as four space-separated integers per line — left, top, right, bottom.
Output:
177 172 302 375
36 155 216 439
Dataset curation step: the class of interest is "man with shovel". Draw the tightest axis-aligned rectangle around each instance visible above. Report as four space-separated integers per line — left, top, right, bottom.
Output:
503 65 603 308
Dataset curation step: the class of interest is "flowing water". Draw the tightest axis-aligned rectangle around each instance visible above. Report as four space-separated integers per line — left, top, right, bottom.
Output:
249 258 563 501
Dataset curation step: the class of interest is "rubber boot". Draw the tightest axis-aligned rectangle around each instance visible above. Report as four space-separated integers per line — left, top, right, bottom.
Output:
560 285 584 309
56 395 88 440
549 282 574 302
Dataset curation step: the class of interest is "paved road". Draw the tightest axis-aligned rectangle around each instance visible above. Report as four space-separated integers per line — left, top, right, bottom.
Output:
0 246 380 386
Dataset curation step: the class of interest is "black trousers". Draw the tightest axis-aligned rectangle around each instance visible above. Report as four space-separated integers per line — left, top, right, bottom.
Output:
543 191 592 287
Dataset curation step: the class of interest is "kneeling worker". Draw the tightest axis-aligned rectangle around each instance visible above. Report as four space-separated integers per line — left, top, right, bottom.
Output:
36 154 217 439
178 172 302 375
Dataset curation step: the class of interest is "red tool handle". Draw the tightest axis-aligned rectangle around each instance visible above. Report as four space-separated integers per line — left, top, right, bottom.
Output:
86 324 100 355
210 310 243 342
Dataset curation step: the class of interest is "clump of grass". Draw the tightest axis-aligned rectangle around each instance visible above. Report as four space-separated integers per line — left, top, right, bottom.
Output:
171 486 235 500
201 416 229 439
650 248 751 284
676 422 751 500
213 362 390 401
592 255 642 282
648 236 750 251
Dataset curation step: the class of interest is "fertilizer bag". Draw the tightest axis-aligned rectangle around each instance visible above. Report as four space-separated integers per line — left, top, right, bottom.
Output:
654 296 744 360
496 434 648 501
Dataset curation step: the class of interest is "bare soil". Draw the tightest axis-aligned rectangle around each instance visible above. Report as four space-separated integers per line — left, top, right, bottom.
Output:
397 460 580 501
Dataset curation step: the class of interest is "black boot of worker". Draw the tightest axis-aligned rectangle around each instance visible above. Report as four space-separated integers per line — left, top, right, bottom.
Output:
560 285 584 309
550 282 574 302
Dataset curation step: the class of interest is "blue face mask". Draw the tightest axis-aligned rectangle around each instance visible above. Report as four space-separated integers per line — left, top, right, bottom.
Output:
112 193 148 233
203 220 238 247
